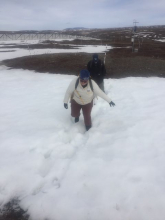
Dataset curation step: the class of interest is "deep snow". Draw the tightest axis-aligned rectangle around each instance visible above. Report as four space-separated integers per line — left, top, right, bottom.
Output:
0 40 165 220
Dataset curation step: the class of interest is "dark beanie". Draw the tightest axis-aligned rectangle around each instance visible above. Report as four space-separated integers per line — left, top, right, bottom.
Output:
80 69 90 80
93 53 98 59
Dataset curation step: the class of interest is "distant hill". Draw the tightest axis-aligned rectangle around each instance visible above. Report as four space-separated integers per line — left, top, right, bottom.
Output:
63 27 88 31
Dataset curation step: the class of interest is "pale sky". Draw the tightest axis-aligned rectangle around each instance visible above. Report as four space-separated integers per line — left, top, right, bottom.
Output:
0 0 165 31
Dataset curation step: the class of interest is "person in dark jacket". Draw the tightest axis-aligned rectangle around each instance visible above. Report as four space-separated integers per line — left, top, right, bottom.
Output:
87 53 106 92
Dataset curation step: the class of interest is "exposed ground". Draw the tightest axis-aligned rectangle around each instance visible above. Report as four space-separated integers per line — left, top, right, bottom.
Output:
0 25 165 220
0 200 29 220
1 25 165 78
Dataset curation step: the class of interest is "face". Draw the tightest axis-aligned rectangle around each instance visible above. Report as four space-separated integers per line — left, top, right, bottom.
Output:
80 79 88 85
93 57 98 63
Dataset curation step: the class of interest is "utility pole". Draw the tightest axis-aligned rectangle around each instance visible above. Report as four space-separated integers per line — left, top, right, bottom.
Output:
133 19 139 33
132 19 139 52
104 45 107 64
131 37 135 52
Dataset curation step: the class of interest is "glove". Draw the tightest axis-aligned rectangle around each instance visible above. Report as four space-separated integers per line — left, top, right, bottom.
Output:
109 101 115 107
64 103 68 109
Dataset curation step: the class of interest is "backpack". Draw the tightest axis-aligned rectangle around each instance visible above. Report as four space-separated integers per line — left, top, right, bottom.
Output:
70 77 95 104
75 77 93 92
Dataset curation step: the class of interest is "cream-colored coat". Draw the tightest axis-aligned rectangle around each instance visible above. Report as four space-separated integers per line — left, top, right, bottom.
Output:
63 77 111 105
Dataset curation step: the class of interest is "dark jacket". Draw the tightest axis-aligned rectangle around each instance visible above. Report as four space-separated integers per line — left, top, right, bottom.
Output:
87 59 106 84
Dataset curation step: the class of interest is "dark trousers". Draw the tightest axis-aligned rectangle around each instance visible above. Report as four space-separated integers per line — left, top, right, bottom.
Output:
71 99 93 126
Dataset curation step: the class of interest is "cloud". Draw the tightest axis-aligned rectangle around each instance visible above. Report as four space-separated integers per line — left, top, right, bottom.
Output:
0 0 165 30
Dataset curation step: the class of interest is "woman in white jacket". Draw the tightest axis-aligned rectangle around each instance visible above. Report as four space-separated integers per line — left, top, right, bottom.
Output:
64 69 115 131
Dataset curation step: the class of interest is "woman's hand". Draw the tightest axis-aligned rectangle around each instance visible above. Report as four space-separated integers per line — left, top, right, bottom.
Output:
109 101 115 107
64 103 68 109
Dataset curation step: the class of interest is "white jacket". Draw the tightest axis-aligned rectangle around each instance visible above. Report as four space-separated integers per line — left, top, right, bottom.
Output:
64 77 111 105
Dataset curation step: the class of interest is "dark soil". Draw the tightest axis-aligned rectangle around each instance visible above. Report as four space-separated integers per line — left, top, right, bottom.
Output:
0 43 77 50
2 38 165 78
0 199 29 220
0 50 16 52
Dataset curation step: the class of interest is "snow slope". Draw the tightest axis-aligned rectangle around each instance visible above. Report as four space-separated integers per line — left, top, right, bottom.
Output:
1 65 165 220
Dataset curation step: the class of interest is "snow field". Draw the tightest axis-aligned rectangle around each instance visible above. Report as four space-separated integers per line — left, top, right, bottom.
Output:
1 66 165 220
0 40 111 62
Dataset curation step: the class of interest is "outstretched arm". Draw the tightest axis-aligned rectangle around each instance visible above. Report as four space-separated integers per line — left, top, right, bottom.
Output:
92 80 115 105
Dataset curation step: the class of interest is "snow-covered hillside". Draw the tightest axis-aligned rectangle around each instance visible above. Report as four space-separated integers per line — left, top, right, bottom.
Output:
1 65 165 220
0 39 165 220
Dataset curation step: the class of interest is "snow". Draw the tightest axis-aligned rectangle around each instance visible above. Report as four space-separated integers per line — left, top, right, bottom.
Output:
155 39 165 42
0 66 165 220
1 42 165 220
0 40 111 61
